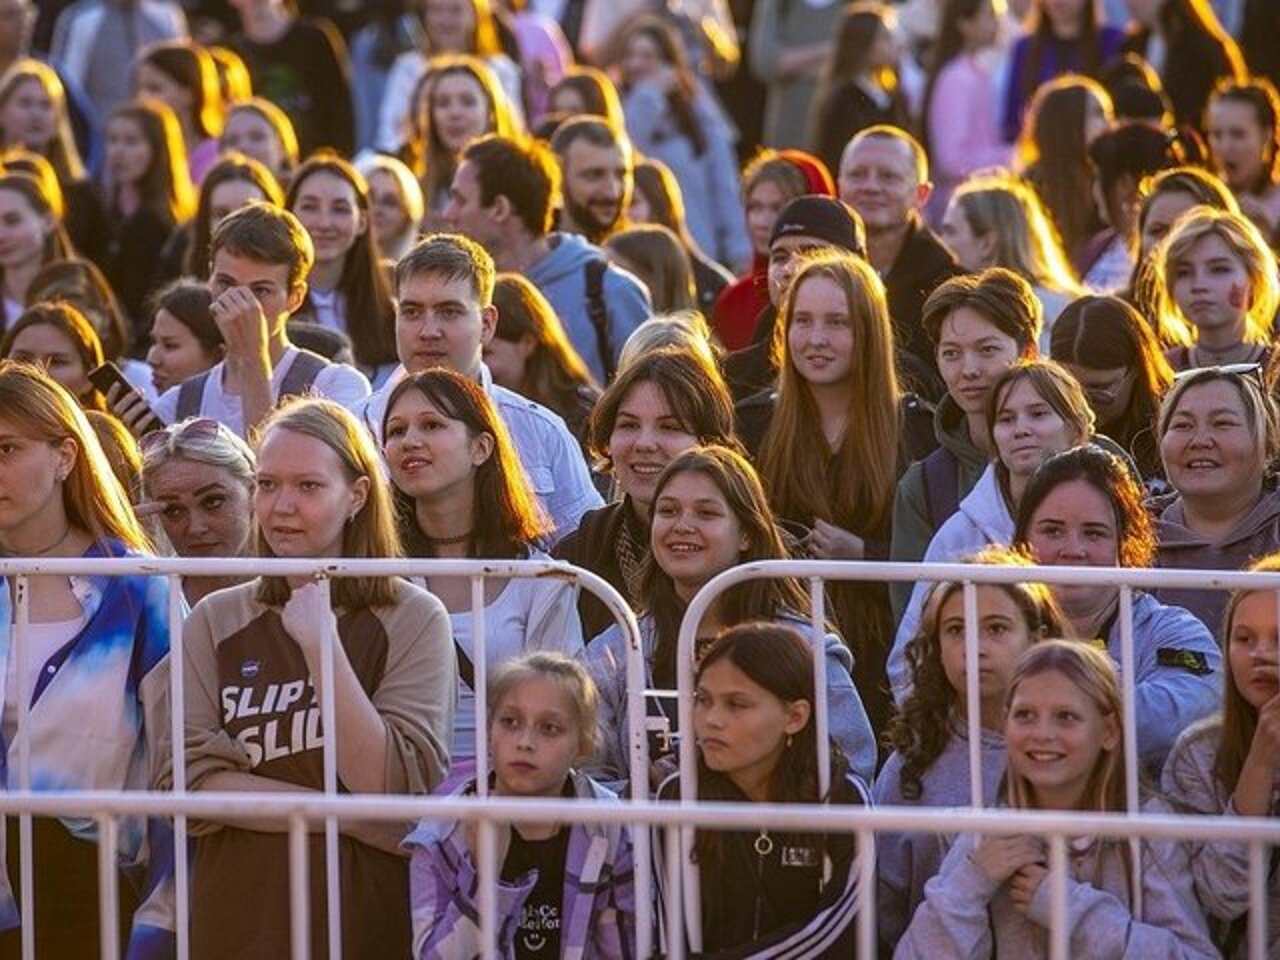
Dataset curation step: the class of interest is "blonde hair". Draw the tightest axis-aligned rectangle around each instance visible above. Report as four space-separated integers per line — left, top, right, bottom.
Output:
0 361 149 551
0 59 86 182
253 398 401 609
1155 206 1280 347
952 174 1083 296
488 652 601 760
617 312 719 374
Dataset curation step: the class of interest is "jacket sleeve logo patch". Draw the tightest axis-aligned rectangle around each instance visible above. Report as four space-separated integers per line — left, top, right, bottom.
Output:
1156 648 1213 676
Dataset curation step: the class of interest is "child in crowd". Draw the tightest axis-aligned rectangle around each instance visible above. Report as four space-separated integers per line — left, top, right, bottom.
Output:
406 652 635 958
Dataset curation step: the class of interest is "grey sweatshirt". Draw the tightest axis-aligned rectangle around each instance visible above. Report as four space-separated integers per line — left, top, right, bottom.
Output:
1162 715 1280 959
872 725 1008 951
894 800 1218 959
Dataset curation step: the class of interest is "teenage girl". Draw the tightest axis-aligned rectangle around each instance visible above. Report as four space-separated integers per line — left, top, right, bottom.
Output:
1155 207 1280 372
406 652 635 958
875 545 1067 949
657 623 871 956
897 640 1218 957
1163 554 1280 958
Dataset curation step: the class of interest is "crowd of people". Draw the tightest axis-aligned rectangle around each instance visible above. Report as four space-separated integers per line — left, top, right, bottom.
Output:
0 0 1276 955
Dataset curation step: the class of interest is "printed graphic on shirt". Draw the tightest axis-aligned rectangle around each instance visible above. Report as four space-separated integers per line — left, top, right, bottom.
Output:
516 903 560 953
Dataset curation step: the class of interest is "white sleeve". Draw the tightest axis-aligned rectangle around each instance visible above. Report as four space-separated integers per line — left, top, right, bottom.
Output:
315 363 372 410
153 384 180 426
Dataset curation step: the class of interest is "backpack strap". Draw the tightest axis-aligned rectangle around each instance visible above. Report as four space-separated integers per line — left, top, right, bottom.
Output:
584 257 615 382
921 446 961 532
175 370 213 422
277 349 329 401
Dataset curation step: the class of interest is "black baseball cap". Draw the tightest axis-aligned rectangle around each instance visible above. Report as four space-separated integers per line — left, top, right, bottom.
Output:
769 196 866 258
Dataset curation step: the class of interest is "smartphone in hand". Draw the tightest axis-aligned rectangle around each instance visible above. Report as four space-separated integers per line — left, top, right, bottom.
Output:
88 362 165 437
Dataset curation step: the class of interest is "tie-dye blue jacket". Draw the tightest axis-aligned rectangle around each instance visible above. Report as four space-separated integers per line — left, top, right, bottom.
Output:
0 539 174 958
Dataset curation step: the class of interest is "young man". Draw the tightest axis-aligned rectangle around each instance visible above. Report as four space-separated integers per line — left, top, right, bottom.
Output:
355 233 602 541
150 202 370 437
443 133 650 384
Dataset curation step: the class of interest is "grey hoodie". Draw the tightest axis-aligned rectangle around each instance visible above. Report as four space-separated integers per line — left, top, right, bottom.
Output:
894 800 1218 959
524 232 651 384
1153 486 1280 637
873 725 1008 951
1162 715 1280 959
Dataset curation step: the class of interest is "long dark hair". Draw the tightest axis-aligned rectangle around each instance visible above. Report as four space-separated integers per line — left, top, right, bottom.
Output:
106 98 195 226
382 369 550 560
616 15 706 156
286 152 397 369
1210 78 1280 192
186 152 284 278
644 446 811 688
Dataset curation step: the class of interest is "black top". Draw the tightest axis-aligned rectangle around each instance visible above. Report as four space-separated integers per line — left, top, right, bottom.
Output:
502 827 570 959
1123 26 1242 132
883 218 961 400
101 206 175 342
552 499 647 642
809 81 911 183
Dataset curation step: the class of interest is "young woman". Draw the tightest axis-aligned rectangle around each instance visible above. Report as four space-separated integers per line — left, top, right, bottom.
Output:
133 40 226 183
1155 208 1280 371
710 149 832 351
0 302 106 411
0 170 72 334
175 397 455 958
876 546 1067 951
382 369 582 764
488 272 598 446
376 0 521 155
584 445 877 788
354 153 426 262
922 0 1011 222
0 59 107 261
941 175 1085 350
138 416 255 606
1163 554 1280 958
897 640 1218 957
1016 75 1114 259
1123 0 1246 133
614 15 747 269
1014 443 1221 765
406 652 635 957
553 347 736 640
145 279 223 396
286 152 398 385
1049 295 1173 483
891 359 1094 690
808 2 909 180
545 65 625 131
0 361 173 955
604 224 697 314
751 254 936 732
1128 165 1239 337
1207 79 1280 241
1153 366 1280 635
100 99 195 329
657 623 870 955
630 158 734 316
404 55 522 221
220 98 299 187
1001 0 1126 143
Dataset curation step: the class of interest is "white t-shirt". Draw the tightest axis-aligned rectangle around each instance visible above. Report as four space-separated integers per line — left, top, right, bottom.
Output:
154 346 371 437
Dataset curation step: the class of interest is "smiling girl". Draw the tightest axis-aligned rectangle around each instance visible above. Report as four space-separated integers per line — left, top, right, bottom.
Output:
891 359 1093 693
897 640 1218 958
876 545 1067 949
406 652 635 958
1163 555 1280 957
1155 207 1280 372
174 397 455 958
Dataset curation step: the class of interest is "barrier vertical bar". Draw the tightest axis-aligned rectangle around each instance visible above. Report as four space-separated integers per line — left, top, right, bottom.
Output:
1048 835 1067 960
664 818 686 960
1249 841 1265 960
1117 586 1142 917
289 814 310 960
962 581 982 809
318 578 341 960
477 817 497 956
167 575 190 960
856 829 876 958
472 576 489 799
622 595 652 958
808 578 830 801
96 815 120 960
14 574 33 960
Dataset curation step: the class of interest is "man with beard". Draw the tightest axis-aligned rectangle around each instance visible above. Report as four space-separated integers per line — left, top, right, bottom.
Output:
550 115 631 244
443 133 651 384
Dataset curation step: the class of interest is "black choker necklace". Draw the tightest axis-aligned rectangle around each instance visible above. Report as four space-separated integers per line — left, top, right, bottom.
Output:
424 530 473 547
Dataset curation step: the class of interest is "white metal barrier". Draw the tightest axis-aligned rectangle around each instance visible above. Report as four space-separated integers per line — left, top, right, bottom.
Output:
673 559 1280 958
0 556 651 960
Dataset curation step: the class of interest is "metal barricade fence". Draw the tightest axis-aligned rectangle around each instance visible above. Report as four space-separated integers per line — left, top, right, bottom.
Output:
0 556 652 960
673 559 1280 958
